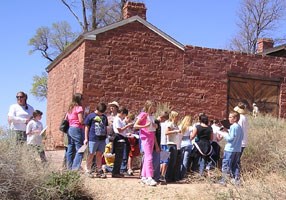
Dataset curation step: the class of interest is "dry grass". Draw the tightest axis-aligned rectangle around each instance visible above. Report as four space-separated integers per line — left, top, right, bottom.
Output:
1 114 285 200
0 128 92 200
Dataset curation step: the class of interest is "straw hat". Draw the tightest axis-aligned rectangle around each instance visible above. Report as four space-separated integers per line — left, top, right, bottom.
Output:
234 106 246 114
108 101 119 108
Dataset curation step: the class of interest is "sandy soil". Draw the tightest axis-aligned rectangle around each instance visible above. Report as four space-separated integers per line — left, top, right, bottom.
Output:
45 150 229 200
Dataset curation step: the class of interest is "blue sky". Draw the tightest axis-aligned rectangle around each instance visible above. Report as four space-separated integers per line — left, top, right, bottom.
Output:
0 0 284 128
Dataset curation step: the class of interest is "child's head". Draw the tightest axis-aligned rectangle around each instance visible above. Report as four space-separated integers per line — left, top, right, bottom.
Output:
143 100 155 114
125 113 135 123
33 110 43 120
169 111 179 123
199 114 208 125
118 106 128 119
158 111 169 122
229 111 240 124
180 115 192 133
96 102 107 114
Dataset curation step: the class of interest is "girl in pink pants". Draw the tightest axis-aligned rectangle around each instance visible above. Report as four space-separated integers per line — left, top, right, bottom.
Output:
134 100 157 186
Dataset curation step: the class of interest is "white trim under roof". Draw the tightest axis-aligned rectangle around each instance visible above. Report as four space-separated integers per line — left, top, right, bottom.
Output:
83 15 185 51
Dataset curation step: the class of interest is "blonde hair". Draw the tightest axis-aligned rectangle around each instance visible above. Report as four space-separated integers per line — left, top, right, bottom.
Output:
179 115 192 134
169 111 179 124
143 100 154 113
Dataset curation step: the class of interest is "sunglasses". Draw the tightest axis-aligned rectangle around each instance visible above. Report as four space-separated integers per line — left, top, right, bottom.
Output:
16 96 24 99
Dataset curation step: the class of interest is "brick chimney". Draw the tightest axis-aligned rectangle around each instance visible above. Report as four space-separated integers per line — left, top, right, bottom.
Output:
257 38 274 53
123 2 147 20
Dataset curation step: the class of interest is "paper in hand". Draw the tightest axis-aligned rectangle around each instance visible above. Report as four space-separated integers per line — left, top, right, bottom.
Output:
40 126 48 136
78 144 88 153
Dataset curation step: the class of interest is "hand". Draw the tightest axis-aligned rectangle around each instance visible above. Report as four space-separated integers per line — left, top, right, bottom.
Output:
84 139 88 145
145 122 151 127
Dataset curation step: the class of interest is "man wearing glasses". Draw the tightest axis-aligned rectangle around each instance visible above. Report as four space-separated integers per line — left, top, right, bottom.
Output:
8 91 34 143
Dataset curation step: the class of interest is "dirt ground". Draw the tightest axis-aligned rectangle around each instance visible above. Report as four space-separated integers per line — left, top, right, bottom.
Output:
45 150 231 200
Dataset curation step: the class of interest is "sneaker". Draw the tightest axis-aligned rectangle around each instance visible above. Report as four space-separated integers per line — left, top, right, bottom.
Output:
145 178 157 186
140 177 147 184
218 178 226 186
127 169 134 176
96 170 107 179
230 178 241 186
85 171 94 178
159 175 166 183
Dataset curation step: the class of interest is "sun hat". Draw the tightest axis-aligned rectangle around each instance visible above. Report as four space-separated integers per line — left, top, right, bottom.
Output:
108 101 119 108
234 106 246 114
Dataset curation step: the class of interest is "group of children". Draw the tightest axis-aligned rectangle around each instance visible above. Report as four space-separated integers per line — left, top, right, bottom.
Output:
76 100 247 187
10 94 247 187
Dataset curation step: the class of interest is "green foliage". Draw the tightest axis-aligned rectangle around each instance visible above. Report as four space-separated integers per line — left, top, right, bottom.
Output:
30 72 48 101
29 21 78 62
36 171 92 200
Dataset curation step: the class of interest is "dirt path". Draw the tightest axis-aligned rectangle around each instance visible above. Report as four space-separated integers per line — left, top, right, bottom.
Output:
46 150 227 200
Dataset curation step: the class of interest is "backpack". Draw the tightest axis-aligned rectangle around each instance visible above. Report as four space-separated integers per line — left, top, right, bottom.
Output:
92 115 107 136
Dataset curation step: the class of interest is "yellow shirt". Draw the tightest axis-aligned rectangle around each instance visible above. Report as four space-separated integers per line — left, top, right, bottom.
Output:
104 142 115 166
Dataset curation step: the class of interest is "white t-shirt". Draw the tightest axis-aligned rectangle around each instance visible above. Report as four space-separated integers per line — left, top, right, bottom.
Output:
113 115 126 137
166 121 179 146
8 103 34 131
26 119 43 145
238 114 249 147
147 115 156 132
179 125 193 148
211 124 220 143
160 121 168 145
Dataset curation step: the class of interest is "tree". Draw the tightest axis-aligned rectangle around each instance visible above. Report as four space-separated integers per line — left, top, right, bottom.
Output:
229 0 286 53
29 0 141 100
61 0 126 32
30 72 48 101
29 21 78 62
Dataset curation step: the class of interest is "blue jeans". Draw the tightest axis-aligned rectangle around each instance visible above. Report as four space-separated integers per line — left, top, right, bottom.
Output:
152 151 160 181
180 145 193 179
66 127 84 170
221 151 241 179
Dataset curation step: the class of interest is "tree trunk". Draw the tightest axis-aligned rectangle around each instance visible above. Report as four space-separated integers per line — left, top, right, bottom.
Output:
91 0 97 30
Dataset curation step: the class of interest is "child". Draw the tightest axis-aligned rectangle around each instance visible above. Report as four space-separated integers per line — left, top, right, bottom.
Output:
26 110 47 162
165 111 180 182
84 102 108 178
178 115 193 180
103 136 115 173
112 107 133 178
218 111 244 185
134 100 157 186
125 113 140 176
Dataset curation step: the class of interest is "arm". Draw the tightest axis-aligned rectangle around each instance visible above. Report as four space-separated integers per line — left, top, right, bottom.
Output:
190 126 198 141
165 127 180 135
154 135 160 152
133 116 150 129
78 111 84 125
84 125 89 145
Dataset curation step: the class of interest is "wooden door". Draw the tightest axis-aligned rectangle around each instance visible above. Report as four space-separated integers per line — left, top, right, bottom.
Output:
228 77 280 117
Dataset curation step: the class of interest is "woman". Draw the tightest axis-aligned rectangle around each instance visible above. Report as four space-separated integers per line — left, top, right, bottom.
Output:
190 114 213 176
66 93 84 170
8 91 34 142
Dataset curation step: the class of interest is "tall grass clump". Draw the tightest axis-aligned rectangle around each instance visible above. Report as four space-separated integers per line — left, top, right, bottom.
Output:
212 115 286 200
0 128 92 200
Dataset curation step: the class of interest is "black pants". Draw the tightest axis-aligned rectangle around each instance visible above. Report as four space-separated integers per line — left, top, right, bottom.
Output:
112 134 129 175
165 144 178 182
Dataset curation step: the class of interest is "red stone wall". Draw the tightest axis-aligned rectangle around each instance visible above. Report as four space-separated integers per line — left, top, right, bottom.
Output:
82 21 185 116
46 43 85 149
46 20 286 149
184 46 286 120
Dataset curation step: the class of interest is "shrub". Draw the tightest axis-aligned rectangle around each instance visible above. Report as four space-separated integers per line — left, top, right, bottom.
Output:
0 130 92 200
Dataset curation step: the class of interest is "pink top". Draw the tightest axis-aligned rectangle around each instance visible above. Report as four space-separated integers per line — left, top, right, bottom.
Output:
67 106 83 128
137 112 149 133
